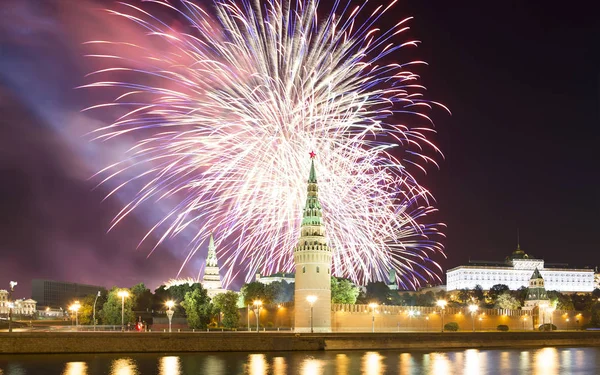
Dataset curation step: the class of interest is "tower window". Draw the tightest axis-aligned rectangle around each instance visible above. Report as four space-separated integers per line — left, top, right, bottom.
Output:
317 266 320 273
303 266 306 274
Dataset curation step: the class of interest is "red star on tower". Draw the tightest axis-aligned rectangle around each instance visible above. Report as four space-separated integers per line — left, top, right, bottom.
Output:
309 151 316 159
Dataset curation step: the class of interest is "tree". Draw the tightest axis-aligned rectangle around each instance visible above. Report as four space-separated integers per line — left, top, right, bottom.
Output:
359 282 391 304
473 285 485 304
212 291 240 328
181 286 212 329
495 293 521 310
77 293 104 325
131 283 153 312
416 291 436 307
513 286 528 307
100 287 135 325
331 277 360 304
240 282 274 305
547 291 575 310
457 288 472 305
266 281 294 303
487 284 510 305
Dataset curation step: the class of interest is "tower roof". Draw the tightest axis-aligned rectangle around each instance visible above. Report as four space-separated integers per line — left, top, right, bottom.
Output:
530 267 543 280
308 158 317 183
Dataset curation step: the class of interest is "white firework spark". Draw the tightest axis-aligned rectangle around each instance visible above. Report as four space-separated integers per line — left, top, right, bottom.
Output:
83 0 448 289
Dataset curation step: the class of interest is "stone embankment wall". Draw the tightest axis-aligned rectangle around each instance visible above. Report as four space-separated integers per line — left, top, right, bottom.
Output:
3 332 600 354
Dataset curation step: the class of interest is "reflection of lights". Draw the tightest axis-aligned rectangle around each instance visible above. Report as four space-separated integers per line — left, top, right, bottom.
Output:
399 353 414 375
158 356 181 375
534 347 558 375
63 362 88 375
336 354 348 375
464 349 480 375
431 353 451 374
362 352 385 375
273 357 287 375
301 358 324 375
110 358 139 375
248 354 268 375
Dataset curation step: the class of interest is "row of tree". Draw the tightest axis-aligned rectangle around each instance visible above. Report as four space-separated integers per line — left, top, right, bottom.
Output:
68 283 240 330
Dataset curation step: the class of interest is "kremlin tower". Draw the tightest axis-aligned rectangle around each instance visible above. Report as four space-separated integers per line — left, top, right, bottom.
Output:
293 152 332 332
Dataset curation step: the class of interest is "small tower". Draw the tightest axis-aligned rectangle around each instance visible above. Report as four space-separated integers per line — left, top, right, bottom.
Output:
524 268 551 326
294 153 332 332
202 234 226 297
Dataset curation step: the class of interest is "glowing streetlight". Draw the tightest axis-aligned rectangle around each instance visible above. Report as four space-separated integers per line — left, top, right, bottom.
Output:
253 300 263 332
8 281 17 333
165 300 175 333
523 315 528 330
69 301 81 329
306 295 317 333
468 304 479 332
93 291 101 332
437 300 447 332
425 316 430 331
117 290 130 331
368 303 378 333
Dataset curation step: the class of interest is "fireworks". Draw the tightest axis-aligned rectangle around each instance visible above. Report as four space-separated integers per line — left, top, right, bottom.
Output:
83 0 448 289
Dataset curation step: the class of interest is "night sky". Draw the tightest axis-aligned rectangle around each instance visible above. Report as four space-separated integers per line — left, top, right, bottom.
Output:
1 0 598 297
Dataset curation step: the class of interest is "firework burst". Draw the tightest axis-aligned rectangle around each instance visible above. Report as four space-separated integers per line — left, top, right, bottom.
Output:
83 0 448 289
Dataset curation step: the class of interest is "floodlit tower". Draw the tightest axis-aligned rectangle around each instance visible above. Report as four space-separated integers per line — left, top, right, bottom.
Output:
294 152 332 332
203 233 226 297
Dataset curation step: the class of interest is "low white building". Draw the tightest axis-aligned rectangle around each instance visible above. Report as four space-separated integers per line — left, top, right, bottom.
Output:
255 272 295 285
0 290 37 316
447 246 594 293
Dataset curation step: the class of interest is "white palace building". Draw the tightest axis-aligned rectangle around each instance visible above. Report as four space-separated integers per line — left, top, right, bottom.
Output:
447 245 594 293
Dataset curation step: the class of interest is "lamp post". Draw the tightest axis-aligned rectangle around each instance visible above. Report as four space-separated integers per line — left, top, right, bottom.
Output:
93 291 101 332
306 295 317 333
437 300 447 332
247 305 251 331
468 304 478 332
69 301 81 330
8 281 17 333
253 300 262 332
165 300 175 333
425 316 429 331
523 315 527 330
368 303 378 333
117 290 130 332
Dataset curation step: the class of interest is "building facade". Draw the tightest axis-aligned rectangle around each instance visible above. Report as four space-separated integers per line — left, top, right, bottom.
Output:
294 155 332 332
202 234 227 298
255 272 295 285
0 290 37 316
447 246 594 293
31 279 104 308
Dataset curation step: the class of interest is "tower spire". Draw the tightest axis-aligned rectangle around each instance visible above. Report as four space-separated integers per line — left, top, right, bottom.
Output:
517 228 520 251
202 232 225 297
294 151 332 332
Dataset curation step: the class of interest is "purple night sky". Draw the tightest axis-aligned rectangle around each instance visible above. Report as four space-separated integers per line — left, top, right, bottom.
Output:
1 0 598 298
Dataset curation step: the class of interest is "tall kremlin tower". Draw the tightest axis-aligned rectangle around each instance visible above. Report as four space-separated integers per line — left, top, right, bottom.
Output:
294 152 332 332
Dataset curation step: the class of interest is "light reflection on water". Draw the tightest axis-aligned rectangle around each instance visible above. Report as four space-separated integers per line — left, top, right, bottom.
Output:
2 347 600 375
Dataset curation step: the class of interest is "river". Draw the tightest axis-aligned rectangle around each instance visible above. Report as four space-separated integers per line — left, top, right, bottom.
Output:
1 346 598 374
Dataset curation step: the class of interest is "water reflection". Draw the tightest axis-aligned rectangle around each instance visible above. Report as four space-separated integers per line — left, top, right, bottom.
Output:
63 362 88 375
158 356 181 375
362 352 384 375
534 347 558 375
430 353 450 374
335 354 348 375
300 357 324 375
247 354 268 375
399 353 416 375
464 349 480 375
272 357 287 375
110 358 139 375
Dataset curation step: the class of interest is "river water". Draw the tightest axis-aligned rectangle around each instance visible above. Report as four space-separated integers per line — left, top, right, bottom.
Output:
1 347 598 374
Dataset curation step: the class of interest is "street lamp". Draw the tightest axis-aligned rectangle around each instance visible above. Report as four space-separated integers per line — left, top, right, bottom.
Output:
69 301 81 330
368 303 378 333
523 315 528 330
8 281 17 333
253 300 262 332
468 304 478 332
117 290 130 332
437 300 447 332
165 300 175 333
425 316 429 331
93 291 101 332
306 295 317 333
